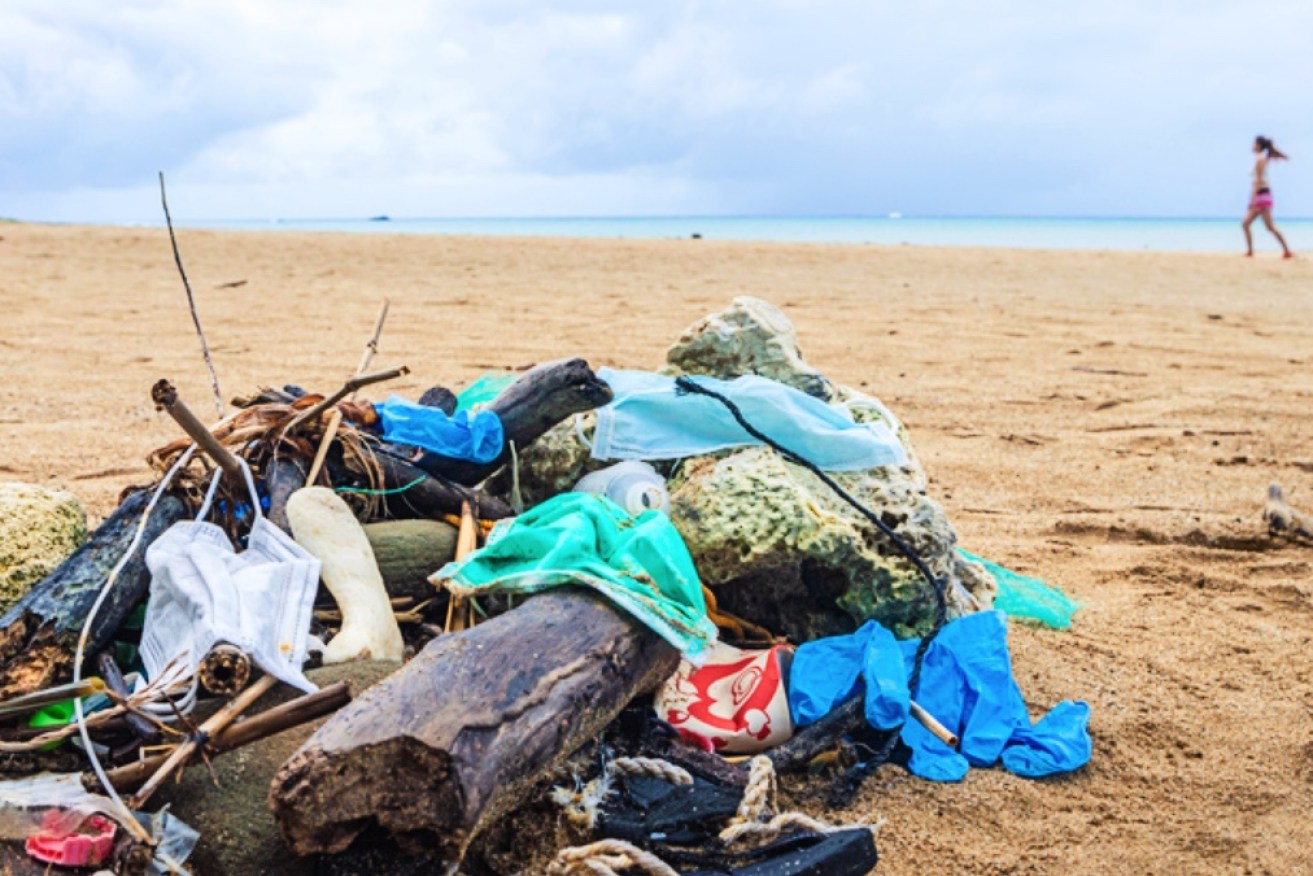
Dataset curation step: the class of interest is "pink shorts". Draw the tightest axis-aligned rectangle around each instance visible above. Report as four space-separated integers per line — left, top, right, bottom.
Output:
1251 190 1274 211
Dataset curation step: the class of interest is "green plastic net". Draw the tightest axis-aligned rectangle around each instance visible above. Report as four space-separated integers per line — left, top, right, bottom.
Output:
958 548 1078 630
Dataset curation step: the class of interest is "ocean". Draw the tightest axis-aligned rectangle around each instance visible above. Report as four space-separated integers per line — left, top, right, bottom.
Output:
177 215 1310 254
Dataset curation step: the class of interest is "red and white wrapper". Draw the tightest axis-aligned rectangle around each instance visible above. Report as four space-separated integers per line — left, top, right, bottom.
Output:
655 641 794 754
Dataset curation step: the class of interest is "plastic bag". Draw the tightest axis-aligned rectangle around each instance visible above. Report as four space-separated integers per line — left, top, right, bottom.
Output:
455 372 516 412
433 492 717 661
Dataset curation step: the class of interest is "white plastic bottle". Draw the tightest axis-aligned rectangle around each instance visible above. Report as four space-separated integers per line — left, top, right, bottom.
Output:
573 461 670 516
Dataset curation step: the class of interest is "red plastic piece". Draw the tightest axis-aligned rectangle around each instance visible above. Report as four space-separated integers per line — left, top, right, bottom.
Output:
25 813 117 867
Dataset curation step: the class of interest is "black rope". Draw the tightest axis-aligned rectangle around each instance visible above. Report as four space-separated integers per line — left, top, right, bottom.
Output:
673 376 949 790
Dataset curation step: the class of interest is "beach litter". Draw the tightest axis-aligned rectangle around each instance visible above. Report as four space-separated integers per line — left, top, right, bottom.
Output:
0 283 1096 874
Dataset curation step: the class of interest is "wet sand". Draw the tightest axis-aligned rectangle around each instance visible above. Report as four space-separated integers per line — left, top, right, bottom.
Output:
1 222 1311 874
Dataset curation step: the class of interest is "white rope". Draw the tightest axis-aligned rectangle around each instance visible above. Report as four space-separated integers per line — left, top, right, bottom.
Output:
72 446 203 870
608 757 693 786
547 839 680 876
725 755 776 829
716 754 879 846
551 756 693 829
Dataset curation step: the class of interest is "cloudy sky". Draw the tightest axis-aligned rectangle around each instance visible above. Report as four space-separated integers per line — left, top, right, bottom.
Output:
3 1 1310 222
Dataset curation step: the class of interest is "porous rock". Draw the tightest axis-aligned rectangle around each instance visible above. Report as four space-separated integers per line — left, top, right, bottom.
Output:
668 446 989 640
0 483 87 613
662 295 835 400
492 297 993 639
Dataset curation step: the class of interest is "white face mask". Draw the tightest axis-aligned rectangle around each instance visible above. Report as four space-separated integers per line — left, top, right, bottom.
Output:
139 459 321 693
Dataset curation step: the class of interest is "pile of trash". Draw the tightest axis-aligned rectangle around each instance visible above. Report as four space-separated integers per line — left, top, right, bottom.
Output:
0 296 1089 875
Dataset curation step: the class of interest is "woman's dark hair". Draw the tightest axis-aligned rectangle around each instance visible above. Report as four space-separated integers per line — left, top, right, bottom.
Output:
1256 136 1290 160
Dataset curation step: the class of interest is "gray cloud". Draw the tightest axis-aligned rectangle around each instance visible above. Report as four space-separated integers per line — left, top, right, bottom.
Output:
2 0 1310 221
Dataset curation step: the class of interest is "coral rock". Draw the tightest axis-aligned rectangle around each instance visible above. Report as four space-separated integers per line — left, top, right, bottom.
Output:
0 483 87 613
668 447 989 641
662 295 835 400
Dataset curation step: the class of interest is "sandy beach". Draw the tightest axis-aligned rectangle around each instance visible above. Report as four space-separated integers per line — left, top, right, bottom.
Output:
1 222 1311 874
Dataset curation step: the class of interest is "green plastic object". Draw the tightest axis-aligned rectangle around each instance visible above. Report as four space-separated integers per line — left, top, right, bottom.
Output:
455 373 516 412
29 701 75 751
434 492 717 660
958 548 1077 630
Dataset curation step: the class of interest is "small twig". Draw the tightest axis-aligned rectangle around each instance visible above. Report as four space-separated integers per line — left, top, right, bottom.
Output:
130 674 276 808
92 682 351 794
306 409 343 485
286 365 410 432
351 299 391 400
151 379 244 480
1071 366 1148 377
160 171 223 417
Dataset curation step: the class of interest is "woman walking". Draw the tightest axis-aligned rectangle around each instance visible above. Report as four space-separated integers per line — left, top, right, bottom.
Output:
1244 136 1294 258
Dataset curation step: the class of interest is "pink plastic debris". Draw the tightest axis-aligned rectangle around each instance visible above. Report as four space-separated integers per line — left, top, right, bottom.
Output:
25 813 117 867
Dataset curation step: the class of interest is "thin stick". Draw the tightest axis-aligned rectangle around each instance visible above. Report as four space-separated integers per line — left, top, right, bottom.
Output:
0 678 105 721
93 682 351 794
151 379 244 480
305 408 343 486
130 674 276 808
909 700 958 748
159 171 223 417
286 365 410 432
98 652 158 743
351 299 391 399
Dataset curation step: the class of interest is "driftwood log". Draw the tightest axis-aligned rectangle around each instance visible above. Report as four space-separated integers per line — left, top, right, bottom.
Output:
269 590 679 867
767 696 866 773
354 451 513 522
415 358 613 485
362 519 457 602
0 490 186 698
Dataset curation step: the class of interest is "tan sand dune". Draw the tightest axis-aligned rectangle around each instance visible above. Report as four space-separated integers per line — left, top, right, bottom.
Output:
1 223 1311 874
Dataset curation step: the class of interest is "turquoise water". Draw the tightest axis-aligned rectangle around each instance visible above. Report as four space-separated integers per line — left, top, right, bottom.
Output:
177 215 1312 253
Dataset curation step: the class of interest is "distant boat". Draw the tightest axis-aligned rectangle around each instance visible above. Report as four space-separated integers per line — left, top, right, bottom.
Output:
369 215 391 222
887 212 903 220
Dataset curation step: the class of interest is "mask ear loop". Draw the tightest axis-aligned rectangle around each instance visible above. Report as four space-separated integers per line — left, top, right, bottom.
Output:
194 464 224 521
236 456 266 524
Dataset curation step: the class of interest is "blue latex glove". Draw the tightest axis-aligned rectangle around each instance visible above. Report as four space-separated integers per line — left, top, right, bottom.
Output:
860 622 910 730
376 395 504 463
789 620 910 730
788 622 870 728
788 610 1092 783
1001 700 1092 777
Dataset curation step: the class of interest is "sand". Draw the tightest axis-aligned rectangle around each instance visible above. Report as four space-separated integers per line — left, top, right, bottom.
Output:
1 222 1311 874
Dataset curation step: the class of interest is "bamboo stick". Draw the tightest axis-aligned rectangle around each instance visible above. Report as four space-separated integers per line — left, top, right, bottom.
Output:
444 502 478 633
909 699 959 748
197 643 252 697
285 365 409 432
305 408 342 485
